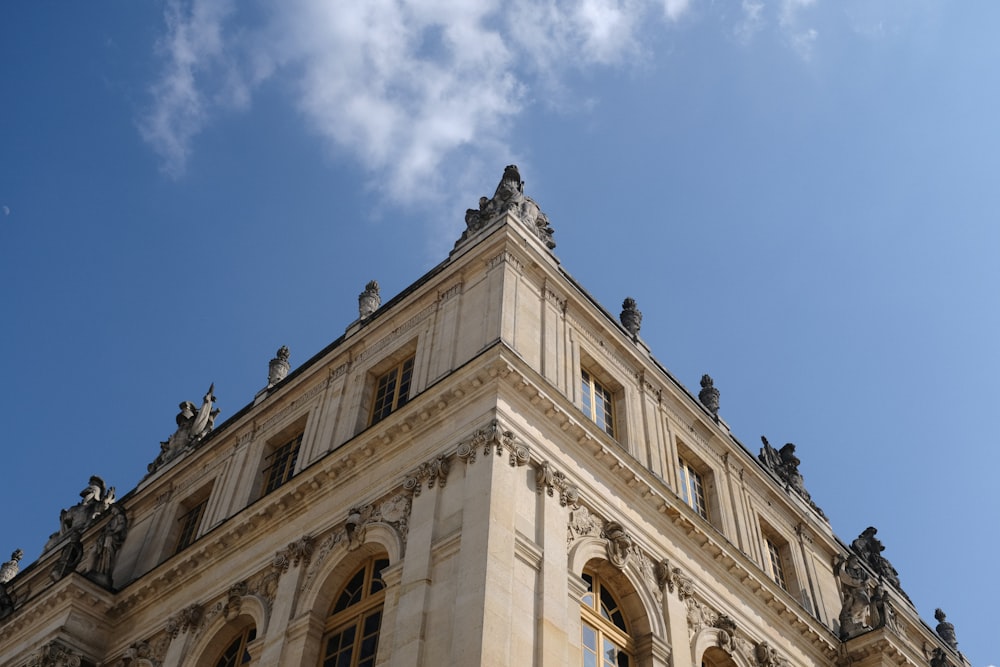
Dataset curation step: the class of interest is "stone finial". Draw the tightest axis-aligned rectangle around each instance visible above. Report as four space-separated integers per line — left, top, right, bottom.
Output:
359 280 381 319
268 345 291 386
619 298 642 340
0 549 23 583
935 608 958 651
699 374 720 416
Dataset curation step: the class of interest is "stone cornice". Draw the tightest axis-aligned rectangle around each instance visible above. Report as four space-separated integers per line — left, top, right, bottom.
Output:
2 573 114 640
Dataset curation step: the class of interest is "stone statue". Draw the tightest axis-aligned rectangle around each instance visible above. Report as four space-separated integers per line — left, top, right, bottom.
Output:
851 526 904 593
268 346 290 387
619 298 642 340
149 385 220 474
358 280 381 319
935 608 958 651
835 553 875 638
758 437 825 518
0 549 23 584
699 375 720 417
89 503 128 588
457 165 556 250
43 476 117 552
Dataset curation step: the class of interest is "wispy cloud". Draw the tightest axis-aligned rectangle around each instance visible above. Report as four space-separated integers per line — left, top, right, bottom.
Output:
142 0 845 203
734 0 766 44
779 0 819 60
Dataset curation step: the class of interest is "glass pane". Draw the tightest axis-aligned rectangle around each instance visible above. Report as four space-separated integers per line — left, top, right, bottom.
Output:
582 623 597 650
603 638 618 667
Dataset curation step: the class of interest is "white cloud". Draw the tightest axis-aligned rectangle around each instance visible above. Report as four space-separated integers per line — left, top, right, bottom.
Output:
734 0 766 44
140 0 819 202
779 0 819 60
662 0 691 22
139 0 236 178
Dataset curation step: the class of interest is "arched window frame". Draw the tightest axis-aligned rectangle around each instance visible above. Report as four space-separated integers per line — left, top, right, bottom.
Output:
318 556 390 667
213 625 256 667
581 569 634 667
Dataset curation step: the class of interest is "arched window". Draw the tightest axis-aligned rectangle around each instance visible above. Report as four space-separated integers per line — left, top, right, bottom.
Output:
320 557 390 667
581 570 633 667
215 626 255 667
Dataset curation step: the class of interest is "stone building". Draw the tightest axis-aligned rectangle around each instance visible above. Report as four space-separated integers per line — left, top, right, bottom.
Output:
0 166 967 667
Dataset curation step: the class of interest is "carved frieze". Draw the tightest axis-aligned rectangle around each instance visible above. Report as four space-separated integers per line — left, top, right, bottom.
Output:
403 455 450 496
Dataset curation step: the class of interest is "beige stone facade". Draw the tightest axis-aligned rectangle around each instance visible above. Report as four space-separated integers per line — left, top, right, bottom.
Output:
0 170 967 667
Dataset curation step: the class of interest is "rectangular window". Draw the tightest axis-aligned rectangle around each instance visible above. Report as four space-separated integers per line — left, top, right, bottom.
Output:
581 369 616 438
175 498 208 554
765 536 788 590
369 356 414 425
678 457 708 520
261 433 303 495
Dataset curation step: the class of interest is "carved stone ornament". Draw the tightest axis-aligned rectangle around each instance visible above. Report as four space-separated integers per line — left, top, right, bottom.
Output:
754 641 783 667
301 493 411 594
50 532 84 582
0 578 15 620
457 165 556 250
931 647 953 667
26 640 84 667
602 521 633 569
87 502 129 588
403 455 450 496
167 603 204 638
698 374 720 417
850 526 908 600
567 506 602 546
0 548 23 583
117 640 157 667
43 475 118 553
273 535 315 573
148 385 220 475
534 461 580 507
619 298 642 340
457 419 529 467
268 345 291 387
358 280 381 319
935 608 959 651
835 553 874 638
758 437 826 519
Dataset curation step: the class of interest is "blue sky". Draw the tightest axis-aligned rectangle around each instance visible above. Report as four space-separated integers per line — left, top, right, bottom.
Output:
1 1 997 664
